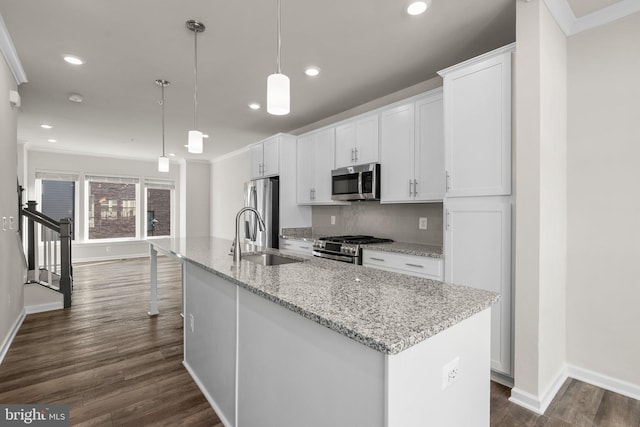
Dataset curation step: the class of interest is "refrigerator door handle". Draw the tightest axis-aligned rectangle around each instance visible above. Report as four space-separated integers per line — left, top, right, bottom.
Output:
251 186 258 241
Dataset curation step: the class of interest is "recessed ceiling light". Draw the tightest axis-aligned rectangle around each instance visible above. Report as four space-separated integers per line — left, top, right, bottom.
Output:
63 55 84 65
248 102 261 110
304 66 321 77
203 134 210 138
68 93 84 103
48 139 56 143
40 124 53 129
169 153 176 157
406 0 430 15
184 144 189 148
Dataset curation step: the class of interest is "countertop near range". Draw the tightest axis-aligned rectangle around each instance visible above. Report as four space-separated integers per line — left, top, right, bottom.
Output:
362 241 443 258
149 237 497 355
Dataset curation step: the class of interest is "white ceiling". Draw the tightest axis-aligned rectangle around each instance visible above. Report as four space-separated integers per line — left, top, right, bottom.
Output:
0 0 521 161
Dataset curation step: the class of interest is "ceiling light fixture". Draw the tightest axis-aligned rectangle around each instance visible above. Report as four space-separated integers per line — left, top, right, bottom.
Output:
156 79 170 173
68 93 83 103
40 124 53 129
406 0 430 15
48 139 56 143
249 102 261 110
63 55 84 65
267 0 290 115
186 20 206 154
304 66 321 77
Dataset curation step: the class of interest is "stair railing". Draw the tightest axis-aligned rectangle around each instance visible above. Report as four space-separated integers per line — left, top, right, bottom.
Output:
21 200 73 308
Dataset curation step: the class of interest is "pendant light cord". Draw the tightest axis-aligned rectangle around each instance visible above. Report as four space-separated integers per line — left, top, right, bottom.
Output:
277 0 282 74
161 84 166 157
193 30 199 129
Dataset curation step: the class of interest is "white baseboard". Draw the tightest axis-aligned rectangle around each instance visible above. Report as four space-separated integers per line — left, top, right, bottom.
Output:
25 301 64 314
491 370 514 388
509 368 568 415
73 252 148 263
567 364 640 401
0 308 26 366
183 361 233 427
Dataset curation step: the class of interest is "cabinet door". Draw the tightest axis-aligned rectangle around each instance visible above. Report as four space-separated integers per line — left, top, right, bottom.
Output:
444 198 512 375
312 128 336 203
296 135 314 204
334 122 355 169
262 137 280 177
443 50 512 197
354 115 379 165
249 143 264 179
414 92 444 201
380 102 415 203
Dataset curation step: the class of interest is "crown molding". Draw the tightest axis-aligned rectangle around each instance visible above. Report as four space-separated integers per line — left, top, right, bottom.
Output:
544 0 640 36
0 13 27 85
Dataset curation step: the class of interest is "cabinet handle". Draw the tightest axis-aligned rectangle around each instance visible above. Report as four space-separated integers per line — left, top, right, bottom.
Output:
355 148 358 162
446 209 451 230
405 263 424 269
370 257 386 262
281 243 292 246
414 179 418 196
300 246 310 250
262 163 266 174
445 171 450 192
409 180 414 197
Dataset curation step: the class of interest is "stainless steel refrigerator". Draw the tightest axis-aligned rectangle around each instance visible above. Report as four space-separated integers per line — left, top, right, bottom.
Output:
243 177 279 248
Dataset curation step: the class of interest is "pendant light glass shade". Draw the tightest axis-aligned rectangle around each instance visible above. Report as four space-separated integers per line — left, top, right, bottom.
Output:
158 156 170 172
267 73 290 115
188 130 204 154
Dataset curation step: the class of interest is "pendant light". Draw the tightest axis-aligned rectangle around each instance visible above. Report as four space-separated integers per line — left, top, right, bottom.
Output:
186 20 205 153
156 79 170 173
267 0 290 115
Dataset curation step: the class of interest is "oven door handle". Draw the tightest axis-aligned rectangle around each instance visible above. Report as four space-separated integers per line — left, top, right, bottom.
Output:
357 172 363 195
312 250 357 264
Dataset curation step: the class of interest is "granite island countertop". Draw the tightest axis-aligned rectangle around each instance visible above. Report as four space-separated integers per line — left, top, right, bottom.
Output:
149 236 497 355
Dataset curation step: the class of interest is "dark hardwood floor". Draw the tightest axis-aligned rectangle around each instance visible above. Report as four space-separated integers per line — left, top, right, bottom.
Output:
1 257 638 426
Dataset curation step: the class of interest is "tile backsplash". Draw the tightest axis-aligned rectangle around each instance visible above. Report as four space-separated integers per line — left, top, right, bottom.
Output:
312 202 443 245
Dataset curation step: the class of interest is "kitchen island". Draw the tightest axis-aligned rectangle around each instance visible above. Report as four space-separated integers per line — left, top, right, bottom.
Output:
148 237 499 427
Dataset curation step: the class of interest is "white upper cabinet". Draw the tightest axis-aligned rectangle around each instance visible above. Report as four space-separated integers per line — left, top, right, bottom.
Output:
335 115 379 168
249 135 280 179
380 88 444 203
296 128 336 205
439 44 514 197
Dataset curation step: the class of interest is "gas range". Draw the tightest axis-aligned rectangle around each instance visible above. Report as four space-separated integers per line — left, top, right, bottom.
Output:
312 235 393 264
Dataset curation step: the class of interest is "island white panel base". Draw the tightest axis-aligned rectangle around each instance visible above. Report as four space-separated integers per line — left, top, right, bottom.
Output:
183 261 493 427
386 308 491 427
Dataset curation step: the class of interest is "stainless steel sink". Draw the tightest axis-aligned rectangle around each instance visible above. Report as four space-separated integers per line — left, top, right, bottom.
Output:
243 253 302 266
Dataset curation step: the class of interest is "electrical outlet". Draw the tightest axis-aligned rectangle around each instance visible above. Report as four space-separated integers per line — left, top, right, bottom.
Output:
189 313 195 333
419 217 428 230
331 216 336 225
442 357 460 390
2 217 6 231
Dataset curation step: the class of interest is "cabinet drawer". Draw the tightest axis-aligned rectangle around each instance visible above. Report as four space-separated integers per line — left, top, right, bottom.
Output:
362 249 443 280
279 238 313 255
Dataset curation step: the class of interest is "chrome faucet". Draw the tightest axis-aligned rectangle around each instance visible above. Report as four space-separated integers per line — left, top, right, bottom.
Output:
233 207 266 263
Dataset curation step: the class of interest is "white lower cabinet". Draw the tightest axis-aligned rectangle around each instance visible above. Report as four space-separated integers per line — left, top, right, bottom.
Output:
278 237 313 255
362 249 443 281
444 197 512 376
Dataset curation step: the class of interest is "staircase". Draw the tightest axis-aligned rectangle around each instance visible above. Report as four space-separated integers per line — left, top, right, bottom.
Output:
21 200 73 308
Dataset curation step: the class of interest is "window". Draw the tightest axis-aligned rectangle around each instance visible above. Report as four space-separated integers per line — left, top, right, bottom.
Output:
145 179 174 238
36 172 78 240
86 175 139 240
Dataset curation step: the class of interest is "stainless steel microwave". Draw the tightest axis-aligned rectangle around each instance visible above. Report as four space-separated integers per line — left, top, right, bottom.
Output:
331 163 380 201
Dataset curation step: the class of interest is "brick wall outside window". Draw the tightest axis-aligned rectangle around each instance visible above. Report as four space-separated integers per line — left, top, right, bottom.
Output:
147 188 171 237
88 182 136 239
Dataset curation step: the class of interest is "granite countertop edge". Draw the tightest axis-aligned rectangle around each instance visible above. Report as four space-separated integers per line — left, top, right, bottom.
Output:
150 238 497 355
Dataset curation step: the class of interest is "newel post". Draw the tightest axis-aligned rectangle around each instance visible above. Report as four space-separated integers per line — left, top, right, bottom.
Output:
59 218 73 308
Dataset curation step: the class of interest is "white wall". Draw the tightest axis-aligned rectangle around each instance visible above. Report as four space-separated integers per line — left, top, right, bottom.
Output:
513 0 567 404
211 149 249 240
27 150 182 262
566 11 640 387
0 51 24 362
181 159 211 238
